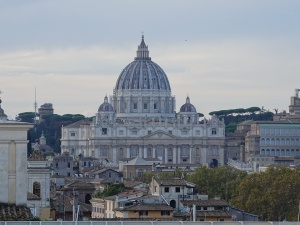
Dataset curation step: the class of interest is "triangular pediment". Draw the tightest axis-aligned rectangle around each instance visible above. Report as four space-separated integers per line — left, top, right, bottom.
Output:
144 130 175 139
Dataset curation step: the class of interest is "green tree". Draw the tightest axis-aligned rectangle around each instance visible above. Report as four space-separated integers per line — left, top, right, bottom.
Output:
16 112 36 123
187 166 247 202
232 166 300 221
93 184 123 198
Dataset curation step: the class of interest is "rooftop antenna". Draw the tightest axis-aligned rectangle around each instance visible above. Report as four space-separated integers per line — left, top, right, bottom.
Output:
34 87 38 127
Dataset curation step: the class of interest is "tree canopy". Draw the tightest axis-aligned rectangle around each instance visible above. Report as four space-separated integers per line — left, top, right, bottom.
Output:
16 112 90 154
93 183 123 198
187 166 247 202
232 166 300 221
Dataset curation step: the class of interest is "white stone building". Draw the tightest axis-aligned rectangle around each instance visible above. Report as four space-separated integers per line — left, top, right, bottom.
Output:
61 36 225 168
0 99 33 205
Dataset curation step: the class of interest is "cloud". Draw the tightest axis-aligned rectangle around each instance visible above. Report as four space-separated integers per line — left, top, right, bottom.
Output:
1 35 299 119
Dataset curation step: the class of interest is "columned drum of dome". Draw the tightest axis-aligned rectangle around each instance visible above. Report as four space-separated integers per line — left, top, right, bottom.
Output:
111 36 175 119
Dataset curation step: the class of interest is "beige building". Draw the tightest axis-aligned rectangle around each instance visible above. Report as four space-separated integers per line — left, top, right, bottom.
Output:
115 204 174 219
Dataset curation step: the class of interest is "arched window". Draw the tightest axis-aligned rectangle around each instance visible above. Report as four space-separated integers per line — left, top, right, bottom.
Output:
286 149 290 156
276 138 280 145
266 149 270 156
33 181 41 197
286 138 290 146
271 149 275 156
170 200 176 208
147 147 152 158
156 146 163 158
271 138 275 146
276 149 280 156
85 194 91 204
261 138 265 146
266 138 270 145
291 139 295 146
130 146 138 157
137 169 143 178
261 149 265 155
291 149 295 156
281 149 285 156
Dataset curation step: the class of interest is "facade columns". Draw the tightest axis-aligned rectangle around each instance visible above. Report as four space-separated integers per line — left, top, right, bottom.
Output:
201 145 207 165
164 146 168 164
112 146 117 163
144 146 147 158
153 148 156 158
139 145 143 158
126 146 130 158
173 146 176 164
177 145 180 164
189 145 193 164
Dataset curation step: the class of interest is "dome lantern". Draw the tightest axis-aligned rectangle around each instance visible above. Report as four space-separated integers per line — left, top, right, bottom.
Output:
134 35 151 60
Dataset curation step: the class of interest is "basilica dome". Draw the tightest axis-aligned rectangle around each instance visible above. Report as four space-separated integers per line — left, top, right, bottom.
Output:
98 96 114 112
115 36 171 91
180 96 197 113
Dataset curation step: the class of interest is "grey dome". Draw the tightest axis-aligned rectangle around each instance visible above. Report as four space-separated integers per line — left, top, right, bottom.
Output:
115 36 171 91
180 96 197 113
98 96 114 112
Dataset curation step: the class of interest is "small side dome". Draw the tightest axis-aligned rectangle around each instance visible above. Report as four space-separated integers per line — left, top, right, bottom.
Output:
98 96 114 112
180 96 196 113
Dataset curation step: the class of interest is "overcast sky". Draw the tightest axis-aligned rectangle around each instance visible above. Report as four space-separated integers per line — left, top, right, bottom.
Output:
1 0 300 119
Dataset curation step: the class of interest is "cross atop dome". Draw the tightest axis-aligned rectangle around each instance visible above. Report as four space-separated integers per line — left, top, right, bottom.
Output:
135 35 151 60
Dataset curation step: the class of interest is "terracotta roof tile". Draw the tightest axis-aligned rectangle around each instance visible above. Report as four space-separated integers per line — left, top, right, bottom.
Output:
0 204 33 221
196 210 232 217
119 204 173 211
181 199 228 207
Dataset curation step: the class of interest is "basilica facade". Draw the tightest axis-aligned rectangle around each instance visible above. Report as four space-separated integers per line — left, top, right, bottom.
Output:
61 36 225 167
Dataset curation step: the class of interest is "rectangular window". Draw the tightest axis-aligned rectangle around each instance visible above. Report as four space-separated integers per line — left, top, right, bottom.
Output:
139 211 148 216
154 103 157 109
148 131 151 135
212 128 217 135
70 132 76 137
212 148 218 156
196 130 200 135
101 147 108 157
144 103 147 109
102 128 107 135
132 130 138 135
168 131 172 135
175 187 180 193
133 103 137 109
182 131 187 135
119 130 124 135
67 162 70 168
164 187 169 193
161 211 170 216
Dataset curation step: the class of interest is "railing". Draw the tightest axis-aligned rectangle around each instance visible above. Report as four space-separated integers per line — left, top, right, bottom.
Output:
0 221 298 225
